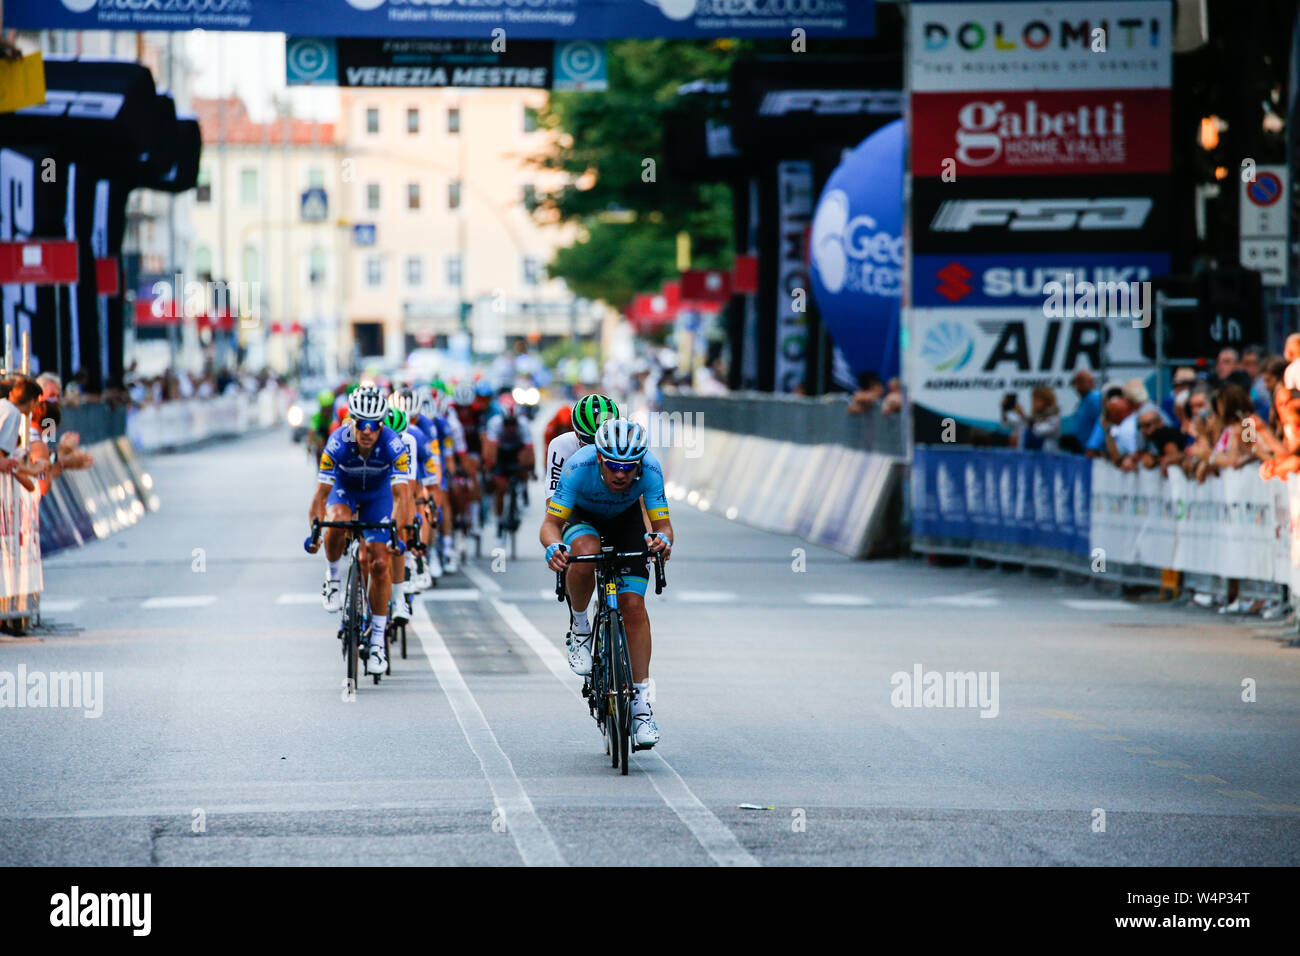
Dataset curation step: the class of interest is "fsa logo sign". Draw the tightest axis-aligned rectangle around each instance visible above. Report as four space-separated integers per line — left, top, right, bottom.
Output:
930 198 1152 232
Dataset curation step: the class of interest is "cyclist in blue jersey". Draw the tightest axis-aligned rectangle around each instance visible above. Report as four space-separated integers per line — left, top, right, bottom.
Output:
540 419 673 748
306 385 413 676
391 388 444 591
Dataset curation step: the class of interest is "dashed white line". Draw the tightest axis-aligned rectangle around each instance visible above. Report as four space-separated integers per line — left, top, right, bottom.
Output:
490 598 760 868
676 590 738 603
39 599 84 613
460 562 502 594
423 588 482 601
1061 599 1132 611
408 600 566 867
803 593 875 606
141 595 217 609
930 590 1001 608
276 593 322 605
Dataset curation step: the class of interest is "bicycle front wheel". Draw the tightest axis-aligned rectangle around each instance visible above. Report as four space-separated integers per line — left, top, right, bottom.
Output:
344 557 364 692
608 614 633 775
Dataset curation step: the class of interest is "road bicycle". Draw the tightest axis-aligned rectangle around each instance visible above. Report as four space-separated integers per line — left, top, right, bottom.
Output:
556 546 666 775
309 517 401 691
495 465 529 561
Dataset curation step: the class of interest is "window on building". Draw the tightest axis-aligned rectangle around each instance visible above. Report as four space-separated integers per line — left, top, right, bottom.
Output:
407 108 420 134
196 166 212 204
448 107 460 134
524 105 539 133
366 107 380 134
448 180 462 211
194 245 213 281
522 184 538 213
367 182 381 211
307 166 325 189
242 244 261 284
239 168 258 207
366 256 383 288
446 254 463 288
406 255 423 288
407 182 421 211
522 256 543 287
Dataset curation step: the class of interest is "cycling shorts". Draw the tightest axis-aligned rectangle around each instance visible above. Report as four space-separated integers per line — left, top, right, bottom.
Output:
327 483 395 543
561 502 649 597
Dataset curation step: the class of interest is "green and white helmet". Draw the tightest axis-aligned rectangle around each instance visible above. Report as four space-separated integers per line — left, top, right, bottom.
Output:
572 393 619 442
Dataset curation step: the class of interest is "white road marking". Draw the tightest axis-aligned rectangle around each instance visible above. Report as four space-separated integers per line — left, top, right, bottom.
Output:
408 601 566 867
491 598 760 868
676 590 738 603
422 588 482 601
803 593 875 606
1062 599 1132 611
276 593 322 605
930 589 1001 608
39 599 84 612
141 595 217 609
460 562 502 593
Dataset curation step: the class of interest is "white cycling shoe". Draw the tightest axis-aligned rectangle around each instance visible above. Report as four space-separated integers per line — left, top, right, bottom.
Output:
428 548 445 580
392 593 411 626
366 642 387 676
567 629 593 676
632 709 660 749
322 580 341 613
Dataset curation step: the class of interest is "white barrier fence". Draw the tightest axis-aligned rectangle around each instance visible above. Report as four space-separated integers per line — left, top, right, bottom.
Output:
1090 463 1300 593
0 473 43 617
656 425 904 558
127 388 289 452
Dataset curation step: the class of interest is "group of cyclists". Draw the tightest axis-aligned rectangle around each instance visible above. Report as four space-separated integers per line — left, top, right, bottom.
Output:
303 379 672 749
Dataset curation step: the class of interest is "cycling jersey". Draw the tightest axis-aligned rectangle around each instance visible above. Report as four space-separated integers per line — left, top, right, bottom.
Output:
546 444 669 523
440 411 467 455
399 426 442 488
317 423 412 493
452 399 491 454
483 414 533 448
544 431 582 494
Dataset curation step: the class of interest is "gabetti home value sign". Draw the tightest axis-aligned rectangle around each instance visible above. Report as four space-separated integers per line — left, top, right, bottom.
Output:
6 0 873 39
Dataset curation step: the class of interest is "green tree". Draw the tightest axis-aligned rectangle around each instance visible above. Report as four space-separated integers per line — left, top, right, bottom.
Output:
533 40 742 309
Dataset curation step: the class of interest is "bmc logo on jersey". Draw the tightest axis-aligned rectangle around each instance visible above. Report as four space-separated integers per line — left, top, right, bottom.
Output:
929 198 1152 233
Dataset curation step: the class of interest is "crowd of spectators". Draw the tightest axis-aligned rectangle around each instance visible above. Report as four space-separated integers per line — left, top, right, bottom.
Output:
0 371 94 497
848 372 902 416
123 365 278 408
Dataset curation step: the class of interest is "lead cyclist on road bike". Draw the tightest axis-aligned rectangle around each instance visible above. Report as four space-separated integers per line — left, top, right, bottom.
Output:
306 385 412 676
540 418 673 748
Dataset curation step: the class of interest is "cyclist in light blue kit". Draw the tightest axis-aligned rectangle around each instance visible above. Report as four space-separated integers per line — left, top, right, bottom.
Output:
540 419 673 748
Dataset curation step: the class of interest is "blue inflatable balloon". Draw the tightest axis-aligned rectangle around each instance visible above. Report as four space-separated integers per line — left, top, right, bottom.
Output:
809 119 904 383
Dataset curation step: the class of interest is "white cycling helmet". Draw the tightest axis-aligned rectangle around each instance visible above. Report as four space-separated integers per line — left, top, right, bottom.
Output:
593 418 649 463
389 386 420 415
452 383 475 406
347 385 388 422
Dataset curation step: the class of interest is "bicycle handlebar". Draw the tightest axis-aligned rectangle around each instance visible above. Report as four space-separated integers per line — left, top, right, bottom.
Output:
309 517 401 550
554 548 666 601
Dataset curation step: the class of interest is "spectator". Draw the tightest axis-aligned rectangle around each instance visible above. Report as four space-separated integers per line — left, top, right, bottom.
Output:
692 357 728 396
1026 386 1062 451
1062 369 1101 454
1211 347 1240 386
1085 385 1130 459
1242 345 1271 412
0 376 40 474
1182 384 1211 438
1196 385 1256 481
848 371 883 414
881 378 903 416
1111 379 1167 468
36 372 61 403
1136 407 1190 475
1163 366 1199 426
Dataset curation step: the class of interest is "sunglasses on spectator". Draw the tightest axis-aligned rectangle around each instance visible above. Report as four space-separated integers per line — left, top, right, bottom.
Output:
602 459 638 474
354 419 382 433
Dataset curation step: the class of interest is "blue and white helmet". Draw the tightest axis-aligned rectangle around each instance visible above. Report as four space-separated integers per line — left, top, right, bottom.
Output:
593 418 648 463
347 385 387 422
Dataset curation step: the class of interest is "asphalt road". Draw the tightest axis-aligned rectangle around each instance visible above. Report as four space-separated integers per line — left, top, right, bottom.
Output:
2 427 1298 866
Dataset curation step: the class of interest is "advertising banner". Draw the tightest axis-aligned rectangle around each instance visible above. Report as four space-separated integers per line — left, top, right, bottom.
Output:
9 0 873 40
909 88 1170 179
909 1 1172 92
286 36 560 88
912 175 1171 255
912 252 1169 309
773 160 814 393
912 446 1091 557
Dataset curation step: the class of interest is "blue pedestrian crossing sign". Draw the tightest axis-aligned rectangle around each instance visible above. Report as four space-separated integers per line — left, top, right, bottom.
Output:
300 188 329 223
353 224 377 247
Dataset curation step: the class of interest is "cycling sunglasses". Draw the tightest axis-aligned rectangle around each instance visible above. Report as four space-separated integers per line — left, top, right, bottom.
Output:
354 419 382 433
602 459 639 474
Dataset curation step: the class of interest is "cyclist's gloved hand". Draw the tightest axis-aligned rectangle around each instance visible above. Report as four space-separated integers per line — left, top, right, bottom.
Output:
645 531 671 555
544 542 567 570
304 535 319 554
390 538 407 555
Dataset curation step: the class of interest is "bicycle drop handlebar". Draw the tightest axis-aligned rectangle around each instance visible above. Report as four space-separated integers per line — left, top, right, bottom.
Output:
308 517 402 551
555 548 667 601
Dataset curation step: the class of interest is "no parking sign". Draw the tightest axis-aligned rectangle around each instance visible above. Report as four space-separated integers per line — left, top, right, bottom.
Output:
1240 165 1288 286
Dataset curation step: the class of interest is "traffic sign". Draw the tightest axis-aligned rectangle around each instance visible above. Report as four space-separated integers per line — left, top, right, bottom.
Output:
1240 165 1288 286
352 224 376 247
301 188 328 223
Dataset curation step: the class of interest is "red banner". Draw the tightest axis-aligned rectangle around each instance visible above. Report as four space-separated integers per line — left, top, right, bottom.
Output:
733 254 758 294
0 240 78 285
910 88 1170 179
680 268 732 303
95 257 120 296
